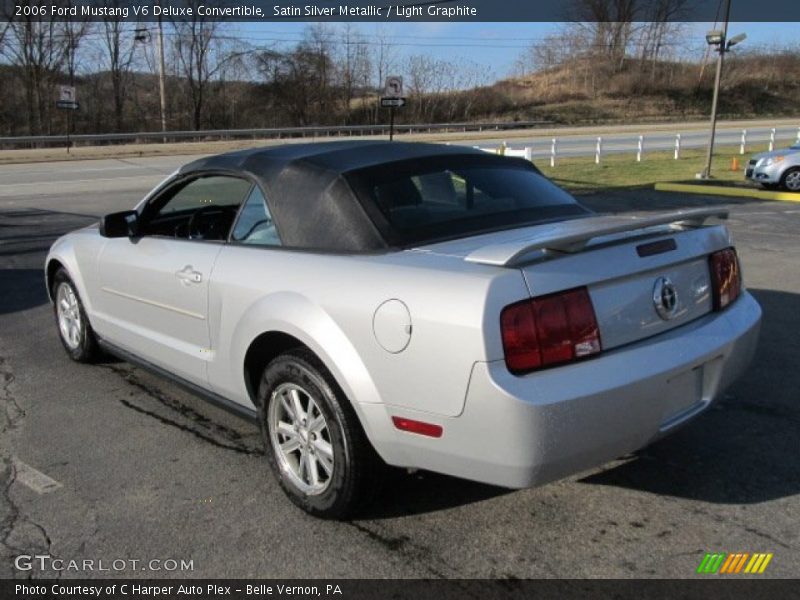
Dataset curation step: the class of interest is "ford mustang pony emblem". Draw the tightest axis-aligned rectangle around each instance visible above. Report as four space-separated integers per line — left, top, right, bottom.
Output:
653 276 679 320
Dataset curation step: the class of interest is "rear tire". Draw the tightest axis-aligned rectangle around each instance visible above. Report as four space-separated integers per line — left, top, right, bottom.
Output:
52 268 99 363
256 349 380 519
780 167 800 192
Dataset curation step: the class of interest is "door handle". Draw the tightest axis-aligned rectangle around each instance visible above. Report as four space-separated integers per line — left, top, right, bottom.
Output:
176 265 203 285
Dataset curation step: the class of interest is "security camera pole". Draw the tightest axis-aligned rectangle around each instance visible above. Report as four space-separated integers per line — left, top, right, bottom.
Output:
701 0 745 179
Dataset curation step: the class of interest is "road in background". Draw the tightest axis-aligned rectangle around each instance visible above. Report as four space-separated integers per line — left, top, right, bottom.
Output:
0 159 799 579
1 117 798 167
0 157 187 216
1 122 798 217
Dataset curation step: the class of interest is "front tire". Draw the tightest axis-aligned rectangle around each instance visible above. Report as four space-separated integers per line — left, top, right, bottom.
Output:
780 167 800 192
257 349 379 519
52 268 99 362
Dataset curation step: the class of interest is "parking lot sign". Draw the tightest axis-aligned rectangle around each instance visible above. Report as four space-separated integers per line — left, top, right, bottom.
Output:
384 76 403 98
59 85 76 103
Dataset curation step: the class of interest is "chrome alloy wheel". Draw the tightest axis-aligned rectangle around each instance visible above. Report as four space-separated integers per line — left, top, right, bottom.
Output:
268 382 335 495
785 170 800 192
56 282 83 350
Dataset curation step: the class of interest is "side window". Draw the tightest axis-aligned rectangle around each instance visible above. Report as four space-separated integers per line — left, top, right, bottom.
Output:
231 186 281 246
143 175 252 241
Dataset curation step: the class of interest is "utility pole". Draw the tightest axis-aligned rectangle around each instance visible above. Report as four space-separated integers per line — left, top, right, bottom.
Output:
700 0 732 179
156 3 167 136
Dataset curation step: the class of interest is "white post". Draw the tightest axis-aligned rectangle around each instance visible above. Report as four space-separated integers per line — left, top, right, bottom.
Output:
740 129 747 155
769 128 776 152
796 126 800 143
636 135 644 162
550 138 557 167
595 136 602 164
524 147 532 162
674 134 681 160
498 141 507 156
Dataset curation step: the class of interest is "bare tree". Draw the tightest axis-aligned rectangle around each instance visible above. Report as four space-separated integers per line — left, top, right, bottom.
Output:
2 18 71 134
338 24 370 123
0 20 9 52
173 16 217 130
370 27 396 123
96 8 138 131
566 0 642 72
172 2 242 130
252 37 337 127
635 0 689 81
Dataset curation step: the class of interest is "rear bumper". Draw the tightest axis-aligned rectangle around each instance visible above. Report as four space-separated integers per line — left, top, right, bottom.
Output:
385 292 761 488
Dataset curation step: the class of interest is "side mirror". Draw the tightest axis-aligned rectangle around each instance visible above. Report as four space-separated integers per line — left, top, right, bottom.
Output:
99 210 139 238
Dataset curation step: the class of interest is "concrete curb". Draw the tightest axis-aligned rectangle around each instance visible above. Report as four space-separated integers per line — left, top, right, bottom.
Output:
654 182 800 202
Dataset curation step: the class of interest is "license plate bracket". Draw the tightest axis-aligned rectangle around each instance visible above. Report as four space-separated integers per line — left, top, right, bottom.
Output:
659 366 703 429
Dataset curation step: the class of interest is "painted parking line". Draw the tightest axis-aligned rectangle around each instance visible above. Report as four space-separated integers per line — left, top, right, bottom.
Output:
654 182 800 202
13 459 63 494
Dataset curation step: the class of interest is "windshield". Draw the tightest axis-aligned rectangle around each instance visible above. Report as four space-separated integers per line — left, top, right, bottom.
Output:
791 143 800 150
350 159 589 246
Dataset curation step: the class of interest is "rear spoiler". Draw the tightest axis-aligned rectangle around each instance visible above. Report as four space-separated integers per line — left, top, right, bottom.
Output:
464 207 729 267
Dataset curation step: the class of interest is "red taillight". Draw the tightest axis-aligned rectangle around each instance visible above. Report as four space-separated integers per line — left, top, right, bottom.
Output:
391 416 443 438
500 287 601 375
709 248 741 311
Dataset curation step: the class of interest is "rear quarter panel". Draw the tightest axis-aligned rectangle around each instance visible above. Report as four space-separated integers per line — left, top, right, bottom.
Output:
207 245 529 418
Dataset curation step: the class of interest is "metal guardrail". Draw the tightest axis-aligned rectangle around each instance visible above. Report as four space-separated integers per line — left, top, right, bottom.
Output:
0 120 550 149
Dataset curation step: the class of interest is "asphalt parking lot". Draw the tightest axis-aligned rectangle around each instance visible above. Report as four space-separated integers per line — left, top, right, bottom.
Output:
0 157 798 579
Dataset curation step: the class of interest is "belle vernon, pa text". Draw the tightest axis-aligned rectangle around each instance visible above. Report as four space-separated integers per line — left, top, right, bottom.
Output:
15 584 344 597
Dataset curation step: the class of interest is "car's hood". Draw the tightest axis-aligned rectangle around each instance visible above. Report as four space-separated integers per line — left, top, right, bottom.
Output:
750 147 800 161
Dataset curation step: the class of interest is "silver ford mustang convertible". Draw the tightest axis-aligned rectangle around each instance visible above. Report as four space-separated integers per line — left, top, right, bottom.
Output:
46 141 761 518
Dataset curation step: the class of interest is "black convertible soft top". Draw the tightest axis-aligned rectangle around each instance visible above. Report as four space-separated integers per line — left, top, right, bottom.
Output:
178 141 574 252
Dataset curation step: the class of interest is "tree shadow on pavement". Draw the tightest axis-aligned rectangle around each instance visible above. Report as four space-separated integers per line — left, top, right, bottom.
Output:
0 208 97 314
0 269 49 315
578 187 770 214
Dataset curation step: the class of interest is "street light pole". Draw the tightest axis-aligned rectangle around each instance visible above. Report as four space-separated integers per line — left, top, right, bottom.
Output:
701 0 732 179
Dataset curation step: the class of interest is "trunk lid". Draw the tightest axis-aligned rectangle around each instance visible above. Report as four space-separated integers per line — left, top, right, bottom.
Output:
418 208 731 351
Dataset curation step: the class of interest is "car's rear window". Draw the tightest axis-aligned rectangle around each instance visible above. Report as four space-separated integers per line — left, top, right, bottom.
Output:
349 158 589 245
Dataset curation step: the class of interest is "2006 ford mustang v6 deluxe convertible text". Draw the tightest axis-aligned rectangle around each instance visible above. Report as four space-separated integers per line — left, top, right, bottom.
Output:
46 141 761 518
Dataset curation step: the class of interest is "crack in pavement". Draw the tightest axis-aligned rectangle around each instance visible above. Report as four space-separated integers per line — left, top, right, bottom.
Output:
689 505 795 550
348 521 468 581
104 365 262 456
0 356 60 579
0 356 25 436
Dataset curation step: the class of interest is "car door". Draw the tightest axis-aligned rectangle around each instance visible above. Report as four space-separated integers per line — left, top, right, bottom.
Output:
93 174 253 386
206 184 283 403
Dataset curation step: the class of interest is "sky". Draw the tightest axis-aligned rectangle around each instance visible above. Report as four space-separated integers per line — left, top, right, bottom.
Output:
234 21 799 79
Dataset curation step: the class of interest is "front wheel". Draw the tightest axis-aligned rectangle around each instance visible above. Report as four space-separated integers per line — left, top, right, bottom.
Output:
257 349 380 519
52 268 99 362
780 167 800 192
